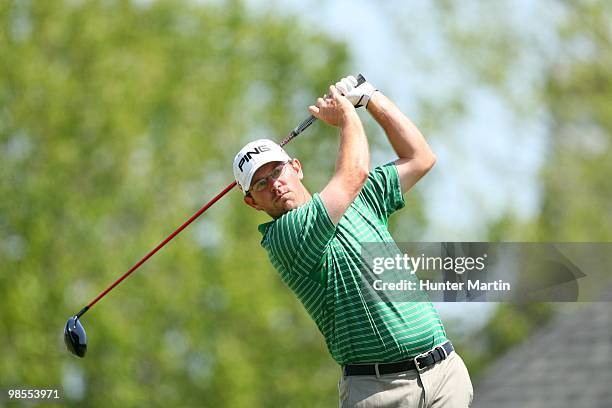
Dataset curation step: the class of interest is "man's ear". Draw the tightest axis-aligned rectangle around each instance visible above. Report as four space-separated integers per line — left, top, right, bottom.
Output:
244 194 263 211
292 158 304 180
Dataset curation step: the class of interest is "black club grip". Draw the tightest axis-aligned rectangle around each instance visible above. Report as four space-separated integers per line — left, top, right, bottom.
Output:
279 74 368 146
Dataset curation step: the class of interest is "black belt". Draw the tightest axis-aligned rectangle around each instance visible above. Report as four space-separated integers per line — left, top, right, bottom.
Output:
342 341 454 376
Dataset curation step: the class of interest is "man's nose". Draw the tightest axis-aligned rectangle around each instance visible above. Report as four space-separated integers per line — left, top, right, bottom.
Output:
270 177 282 193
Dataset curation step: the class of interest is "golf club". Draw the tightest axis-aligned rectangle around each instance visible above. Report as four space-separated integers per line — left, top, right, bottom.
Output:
64 74 367 357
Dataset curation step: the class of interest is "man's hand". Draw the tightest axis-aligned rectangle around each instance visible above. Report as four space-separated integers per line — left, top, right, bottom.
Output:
308 85 355 127
334 75 377 108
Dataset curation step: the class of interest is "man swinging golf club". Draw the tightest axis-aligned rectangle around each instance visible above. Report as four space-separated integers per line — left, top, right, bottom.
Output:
233 76 473 407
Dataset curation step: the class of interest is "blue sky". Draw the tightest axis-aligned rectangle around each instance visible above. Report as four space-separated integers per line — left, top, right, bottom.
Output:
243 0 561 241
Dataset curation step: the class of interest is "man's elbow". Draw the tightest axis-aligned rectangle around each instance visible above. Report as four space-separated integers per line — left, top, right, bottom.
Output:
334 165 369 196
349 166 369 194
417 152 436 176
357 166 370 184
425 153 437 172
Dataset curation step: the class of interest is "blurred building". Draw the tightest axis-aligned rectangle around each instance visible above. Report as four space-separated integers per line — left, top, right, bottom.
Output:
472 302 612 407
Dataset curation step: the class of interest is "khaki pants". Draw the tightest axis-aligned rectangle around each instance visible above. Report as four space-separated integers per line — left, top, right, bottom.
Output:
338 352 473 408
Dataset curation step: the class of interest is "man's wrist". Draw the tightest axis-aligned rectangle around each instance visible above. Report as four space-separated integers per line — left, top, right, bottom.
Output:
365 90 382 111
338 105 358 126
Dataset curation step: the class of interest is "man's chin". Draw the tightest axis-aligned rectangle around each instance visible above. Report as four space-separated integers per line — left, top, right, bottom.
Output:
280 199 297 212
269 198 297 218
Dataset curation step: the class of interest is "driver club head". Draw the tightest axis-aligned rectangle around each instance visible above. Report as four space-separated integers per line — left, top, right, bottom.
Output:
64 316 87 358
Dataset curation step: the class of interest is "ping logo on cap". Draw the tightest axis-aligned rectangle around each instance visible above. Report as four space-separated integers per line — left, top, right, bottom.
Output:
238 145 271 172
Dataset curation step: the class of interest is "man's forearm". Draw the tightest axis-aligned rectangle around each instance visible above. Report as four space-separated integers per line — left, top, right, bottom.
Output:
334 107 370 188
319 104 370 225
366 92 435 163
314 83 370 224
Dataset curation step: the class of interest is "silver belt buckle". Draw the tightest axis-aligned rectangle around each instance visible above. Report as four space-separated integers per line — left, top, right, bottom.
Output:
413 351 429 372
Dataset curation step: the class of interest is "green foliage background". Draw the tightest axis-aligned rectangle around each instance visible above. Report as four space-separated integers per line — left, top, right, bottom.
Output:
1 0 611 406
425 0 612 380
1 1 350 406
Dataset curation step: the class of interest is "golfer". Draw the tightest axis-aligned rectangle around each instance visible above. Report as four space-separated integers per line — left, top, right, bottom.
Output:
233 76 473 407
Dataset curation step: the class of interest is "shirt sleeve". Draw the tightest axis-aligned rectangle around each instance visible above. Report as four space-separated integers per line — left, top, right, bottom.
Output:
262 193 336 284
358 162 405 224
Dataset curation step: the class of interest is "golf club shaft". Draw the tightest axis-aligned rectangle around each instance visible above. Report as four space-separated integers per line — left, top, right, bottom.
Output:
78 180 237 317
77 113 316 318
76 74 366 319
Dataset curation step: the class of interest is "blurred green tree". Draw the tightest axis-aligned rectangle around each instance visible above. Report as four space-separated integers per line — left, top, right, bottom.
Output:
535 1 612 241
425 0 612 378
0 1 350 406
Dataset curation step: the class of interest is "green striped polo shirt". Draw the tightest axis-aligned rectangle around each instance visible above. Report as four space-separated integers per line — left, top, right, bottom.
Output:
258 163 447 365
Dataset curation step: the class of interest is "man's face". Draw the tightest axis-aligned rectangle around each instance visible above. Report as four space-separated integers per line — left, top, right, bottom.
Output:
244 159 306 218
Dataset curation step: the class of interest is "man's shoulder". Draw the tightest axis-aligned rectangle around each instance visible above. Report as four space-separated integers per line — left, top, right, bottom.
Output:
258 220 274 237
258 193 334 248
257 194 316 241
366 162 398 184
357 163 398 199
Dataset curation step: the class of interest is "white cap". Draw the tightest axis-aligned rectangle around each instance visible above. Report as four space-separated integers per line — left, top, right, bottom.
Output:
233 139 291 194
